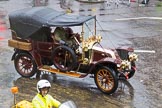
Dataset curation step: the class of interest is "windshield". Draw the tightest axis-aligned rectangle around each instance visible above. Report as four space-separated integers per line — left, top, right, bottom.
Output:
83 18 96 41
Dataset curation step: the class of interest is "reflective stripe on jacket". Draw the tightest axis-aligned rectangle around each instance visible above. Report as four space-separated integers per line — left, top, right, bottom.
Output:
32 93 61 108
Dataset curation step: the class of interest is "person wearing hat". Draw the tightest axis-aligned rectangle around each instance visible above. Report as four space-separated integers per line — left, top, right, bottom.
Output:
32 79 61 108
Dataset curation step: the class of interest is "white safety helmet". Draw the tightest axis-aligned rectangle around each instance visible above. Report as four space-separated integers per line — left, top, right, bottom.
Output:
37 79 51 93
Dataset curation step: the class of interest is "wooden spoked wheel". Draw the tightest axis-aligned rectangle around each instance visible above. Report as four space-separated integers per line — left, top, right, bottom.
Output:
14 53 37 78
94 66 118 94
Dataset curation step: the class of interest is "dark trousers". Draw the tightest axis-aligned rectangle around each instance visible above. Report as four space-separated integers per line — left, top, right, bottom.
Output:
141 0 149 4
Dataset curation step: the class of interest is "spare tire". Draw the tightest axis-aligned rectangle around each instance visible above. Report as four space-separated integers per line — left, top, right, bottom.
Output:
52 45 77 72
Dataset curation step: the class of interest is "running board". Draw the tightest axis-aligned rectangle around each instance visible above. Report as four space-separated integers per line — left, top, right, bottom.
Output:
39 66 87 78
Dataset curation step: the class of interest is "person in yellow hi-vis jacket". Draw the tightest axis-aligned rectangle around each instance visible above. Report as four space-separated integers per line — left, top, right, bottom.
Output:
32 79 61 108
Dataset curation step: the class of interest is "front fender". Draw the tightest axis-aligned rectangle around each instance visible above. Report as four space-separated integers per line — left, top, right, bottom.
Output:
89 57 120 74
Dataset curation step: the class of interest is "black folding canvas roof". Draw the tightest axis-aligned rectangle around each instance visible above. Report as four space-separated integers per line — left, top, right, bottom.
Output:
9 7 95 39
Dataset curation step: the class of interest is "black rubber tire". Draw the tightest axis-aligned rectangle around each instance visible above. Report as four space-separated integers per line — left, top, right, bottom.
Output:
94 66 118 95
52 45 77 72
14 53 37 78
128 61 136 79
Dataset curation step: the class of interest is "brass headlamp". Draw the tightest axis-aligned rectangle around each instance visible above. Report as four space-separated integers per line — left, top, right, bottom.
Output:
129 53 138 61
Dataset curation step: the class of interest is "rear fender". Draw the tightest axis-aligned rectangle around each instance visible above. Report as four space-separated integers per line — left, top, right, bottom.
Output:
11 49 29 60
11 49 42 67
11 50 18 61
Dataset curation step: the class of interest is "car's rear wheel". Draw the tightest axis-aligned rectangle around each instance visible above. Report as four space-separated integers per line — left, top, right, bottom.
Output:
14 53 37 78
94 66 118 94
52 45 77 72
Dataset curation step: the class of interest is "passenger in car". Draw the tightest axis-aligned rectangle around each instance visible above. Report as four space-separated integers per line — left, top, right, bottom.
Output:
52 27 80 45
52 27 67 43
65 27 82 43
64 27 76 45
64 27 82 54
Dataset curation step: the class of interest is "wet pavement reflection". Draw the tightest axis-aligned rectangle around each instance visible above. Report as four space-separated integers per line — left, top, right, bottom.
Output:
14 75 136 108
0 0 162 108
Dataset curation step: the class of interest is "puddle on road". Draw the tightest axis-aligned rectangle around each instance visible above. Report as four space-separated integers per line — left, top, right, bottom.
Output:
11 72 155 108
13 75 136 108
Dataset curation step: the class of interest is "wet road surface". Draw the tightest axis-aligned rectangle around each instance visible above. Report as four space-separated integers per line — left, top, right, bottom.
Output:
0 0 162 108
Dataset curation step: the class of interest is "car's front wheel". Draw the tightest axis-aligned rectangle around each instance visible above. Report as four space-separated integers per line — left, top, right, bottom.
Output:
94 66 118 94
14 53 37 78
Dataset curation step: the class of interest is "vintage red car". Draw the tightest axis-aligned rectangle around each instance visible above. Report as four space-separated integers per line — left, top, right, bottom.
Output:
8 7 138 94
